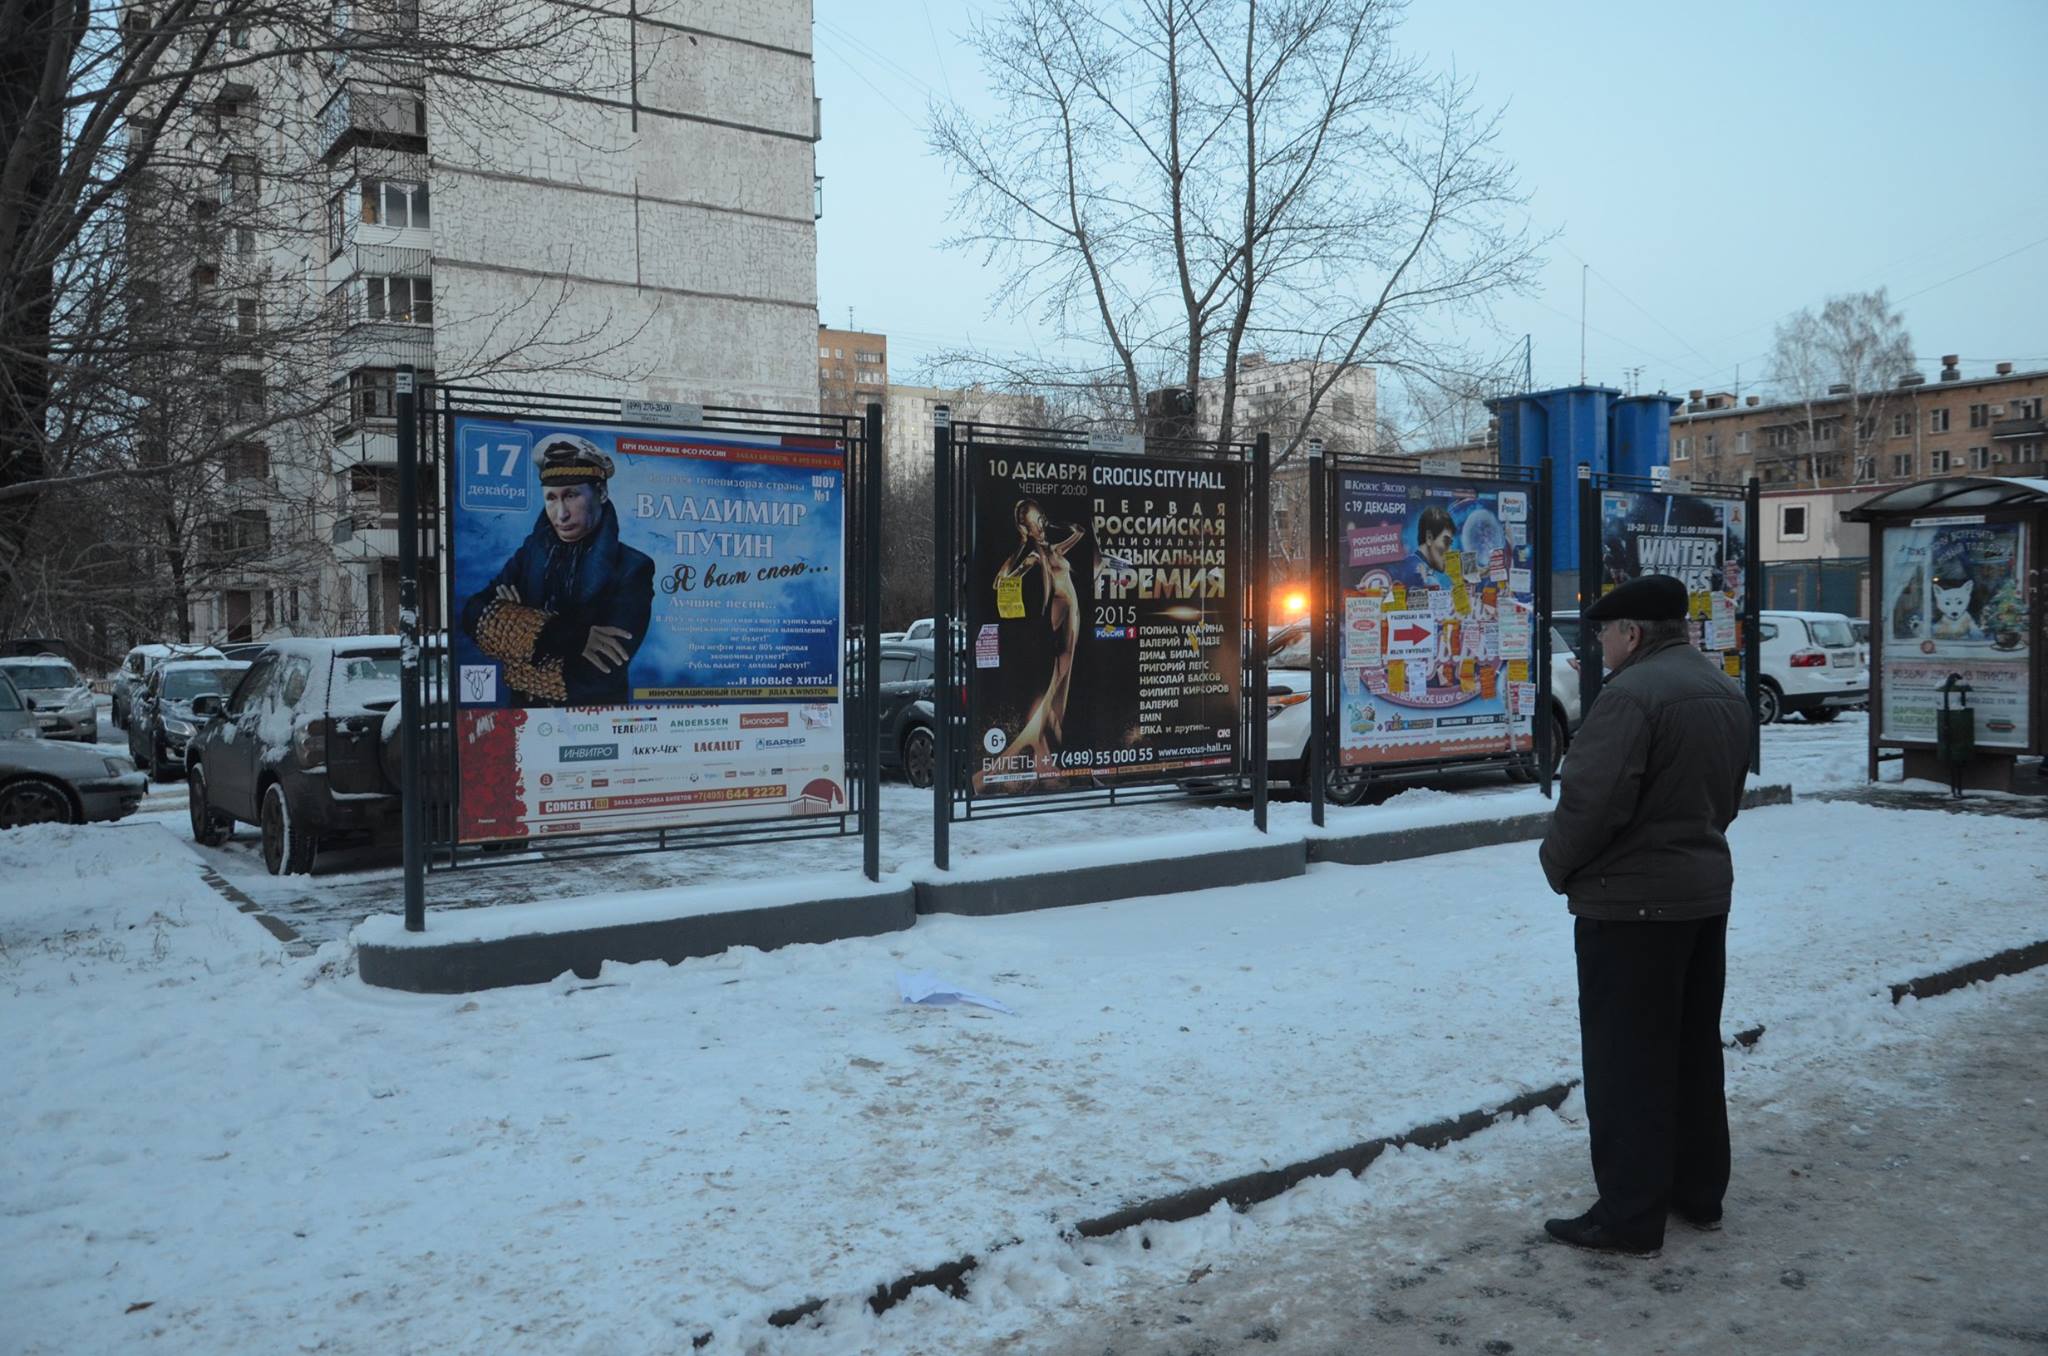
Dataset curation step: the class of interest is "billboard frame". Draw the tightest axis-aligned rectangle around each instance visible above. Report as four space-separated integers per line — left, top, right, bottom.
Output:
1577 468 1762 776
929 416 1269 870
1306 449 1555 826
402 385 884 901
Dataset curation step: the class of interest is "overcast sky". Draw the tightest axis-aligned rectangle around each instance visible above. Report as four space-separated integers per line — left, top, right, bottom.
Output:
813 0 2048 422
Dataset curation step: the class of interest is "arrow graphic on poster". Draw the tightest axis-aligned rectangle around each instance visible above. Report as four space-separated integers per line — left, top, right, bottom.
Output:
1391 624 1432 645
1382 612 1437 661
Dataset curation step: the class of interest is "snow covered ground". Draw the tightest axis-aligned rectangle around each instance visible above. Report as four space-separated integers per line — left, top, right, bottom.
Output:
5 785 2042 1353
114 709 1878 949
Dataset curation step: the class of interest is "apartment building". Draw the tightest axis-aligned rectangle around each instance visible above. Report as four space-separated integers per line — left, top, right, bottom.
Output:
1670 356 2046 569
880 383 1050 477
131 1 822 643
817 326 888 420
1192 355 1378 561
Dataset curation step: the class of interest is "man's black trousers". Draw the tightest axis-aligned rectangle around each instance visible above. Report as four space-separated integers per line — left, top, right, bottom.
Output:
1573 912 1730 1246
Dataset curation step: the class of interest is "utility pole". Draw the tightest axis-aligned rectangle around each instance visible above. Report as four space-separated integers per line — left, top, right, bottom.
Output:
1579 264 1588 386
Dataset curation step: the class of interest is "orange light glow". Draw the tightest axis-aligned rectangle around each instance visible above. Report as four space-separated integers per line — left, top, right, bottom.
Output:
1282 591 1308 615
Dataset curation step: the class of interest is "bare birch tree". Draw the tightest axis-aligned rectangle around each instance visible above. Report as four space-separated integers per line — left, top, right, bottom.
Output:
1767 289 1915 490
927 0 1542 467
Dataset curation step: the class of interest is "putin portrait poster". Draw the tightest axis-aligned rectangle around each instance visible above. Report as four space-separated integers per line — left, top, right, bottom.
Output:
447 415 846 842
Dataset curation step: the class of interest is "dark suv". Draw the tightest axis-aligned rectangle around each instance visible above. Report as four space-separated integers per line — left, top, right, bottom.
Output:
875 641 938 788
186 638 403 874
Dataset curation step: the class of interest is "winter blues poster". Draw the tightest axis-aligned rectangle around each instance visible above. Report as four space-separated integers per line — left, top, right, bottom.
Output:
1598 489 1748 662
446 415 846 841
1335 472 1538 766
1879 517 2030 748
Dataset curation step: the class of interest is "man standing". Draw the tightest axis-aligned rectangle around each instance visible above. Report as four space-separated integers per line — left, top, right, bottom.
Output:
1538 574 1753 1257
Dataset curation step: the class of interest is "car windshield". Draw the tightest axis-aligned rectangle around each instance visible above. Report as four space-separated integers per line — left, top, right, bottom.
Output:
162 666 243 701
1269 624 1311 668
4 662 77 688
1807 618 1854 648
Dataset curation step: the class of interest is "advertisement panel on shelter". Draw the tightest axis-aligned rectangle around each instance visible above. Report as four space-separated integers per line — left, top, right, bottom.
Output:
966 448 1241 795
1334 473 1539 765
447 414 845 841
1878 517 2030 748
1596 489 1749 675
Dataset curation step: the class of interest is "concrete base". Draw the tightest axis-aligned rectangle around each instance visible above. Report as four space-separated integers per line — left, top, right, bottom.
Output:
357 886 917 994
1901 747 2027 793
914 838 1308 917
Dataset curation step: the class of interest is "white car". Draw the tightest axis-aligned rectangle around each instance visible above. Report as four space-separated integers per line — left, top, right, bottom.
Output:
0 655 100 742
1756 609 1865 724
1264 621 1575 803
900 617 936 643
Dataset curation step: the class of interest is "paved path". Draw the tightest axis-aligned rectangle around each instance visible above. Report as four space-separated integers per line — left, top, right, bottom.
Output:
1018 974 2048 1355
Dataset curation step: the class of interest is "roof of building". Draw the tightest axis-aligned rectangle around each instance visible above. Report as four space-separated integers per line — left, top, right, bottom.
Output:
1673 366 2047 423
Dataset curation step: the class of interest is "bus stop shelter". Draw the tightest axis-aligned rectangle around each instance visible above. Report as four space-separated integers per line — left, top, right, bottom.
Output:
1843 476 2047 791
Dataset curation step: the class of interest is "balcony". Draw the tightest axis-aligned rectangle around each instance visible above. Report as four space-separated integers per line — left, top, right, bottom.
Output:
1990 415 2046 441
318 81 426 163
332 513 438 563
333 427 400 470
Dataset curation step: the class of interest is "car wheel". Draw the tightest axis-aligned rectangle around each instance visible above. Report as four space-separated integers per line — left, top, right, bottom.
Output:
0 776 78 829
902 727 936 788
260 782 316 875
188 766 231 847
1325 764 1373 807
1755 680 1783 725
148 735 175 782
1803 706 1839 723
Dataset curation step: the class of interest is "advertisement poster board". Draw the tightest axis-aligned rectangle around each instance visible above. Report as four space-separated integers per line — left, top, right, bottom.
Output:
1597 489 1749 672
966 448 1241 795
1878 517 2031 748
447 414 845 841
1334 472 1538 765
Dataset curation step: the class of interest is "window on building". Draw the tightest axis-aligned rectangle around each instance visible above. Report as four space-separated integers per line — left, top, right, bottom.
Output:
1736 430 1750 455
230 22 250 48
361 179 429 229
1673 436 1689 462
1969 403 1989 428
342 367 396 422
365 275 432 324
236 297 259 335
327 193 346 257
236 228 255 256
1892 412 1911 437
1700 433 1714 462
226 441 269 481
1928 408 1950 433
2016 441 2040 465
1970 445 1991 470
217 154 257 210
1780 505 1808 540
1892 452 1914 478
818 345 830 358
2014 397 2044 421
224 371 264 422
1930 448 1952 472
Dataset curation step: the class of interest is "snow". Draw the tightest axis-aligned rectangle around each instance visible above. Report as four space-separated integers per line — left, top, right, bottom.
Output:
5 795 2043 1354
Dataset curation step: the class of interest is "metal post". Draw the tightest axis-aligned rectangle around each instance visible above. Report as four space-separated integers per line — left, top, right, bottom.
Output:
1746 475 1762 775
1536 458 1555 799
931 406 953 871
396 364 425 931
1250 433 1270 832
1576 464 1601 717
861 403 883 881
1307 439 1326 827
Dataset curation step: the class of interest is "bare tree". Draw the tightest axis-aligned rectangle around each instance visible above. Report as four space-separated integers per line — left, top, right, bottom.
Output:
1767 289 1915 490
928 0 1542 468
1 0 650 639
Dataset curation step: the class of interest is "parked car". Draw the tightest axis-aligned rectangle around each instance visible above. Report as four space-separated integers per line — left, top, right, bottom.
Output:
0 669 145 828
1850 618 1871 671
900 617 936 643
1264 620 1575 804
0 654 99 742
186 637 404 874
875 641 938 788
1756 610 1866 723
127 658 252 780
111 642 225 729
217 642 272 662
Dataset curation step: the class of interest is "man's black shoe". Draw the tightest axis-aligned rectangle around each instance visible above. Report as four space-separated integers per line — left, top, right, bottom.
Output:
1672 1206 1723 1232
1543 1211 1661 1258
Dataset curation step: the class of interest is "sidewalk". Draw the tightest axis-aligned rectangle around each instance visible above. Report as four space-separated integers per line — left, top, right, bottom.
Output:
5 796 2043 1354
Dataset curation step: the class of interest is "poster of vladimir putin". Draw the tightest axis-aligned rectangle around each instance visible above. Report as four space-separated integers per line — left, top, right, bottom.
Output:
459 434 655 705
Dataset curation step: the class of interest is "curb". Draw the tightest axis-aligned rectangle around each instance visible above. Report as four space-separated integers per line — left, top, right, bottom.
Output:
356 886 919 995
914 839 1307 917
746 941 2045 1344
196 864 312 954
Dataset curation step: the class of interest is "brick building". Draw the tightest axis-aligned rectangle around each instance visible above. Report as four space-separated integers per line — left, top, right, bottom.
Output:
816 326 888 419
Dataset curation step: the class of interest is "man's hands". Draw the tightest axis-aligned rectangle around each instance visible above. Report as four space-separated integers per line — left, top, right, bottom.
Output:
583 625 634 673
494 584 522 603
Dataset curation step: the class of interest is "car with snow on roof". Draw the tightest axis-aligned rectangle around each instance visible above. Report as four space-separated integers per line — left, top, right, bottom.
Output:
184 637 408 874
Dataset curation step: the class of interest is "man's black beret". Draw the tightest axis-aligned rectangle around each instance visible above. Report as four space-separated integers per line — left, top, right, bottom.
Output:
1583 573 1689 622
